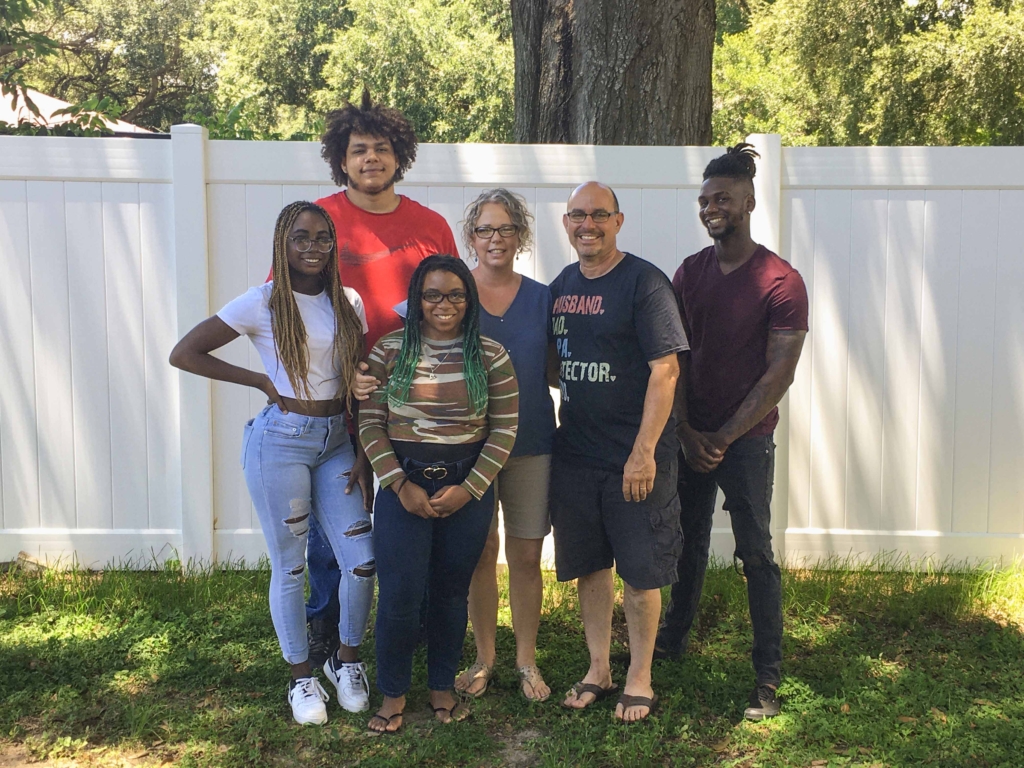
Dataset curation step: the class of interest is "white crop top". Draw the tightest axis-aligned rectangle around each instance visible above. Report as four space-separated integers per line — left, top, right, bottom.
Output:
217 282 368 400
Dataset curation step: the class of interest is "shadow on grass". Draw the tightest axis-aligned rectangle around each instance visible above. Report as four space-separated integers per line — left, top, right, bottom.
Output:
1 560 1022 767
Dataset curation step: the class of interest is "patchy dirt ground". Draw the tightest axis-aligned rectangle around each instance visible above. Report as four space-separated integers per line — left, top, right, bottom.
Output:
0 743 167 768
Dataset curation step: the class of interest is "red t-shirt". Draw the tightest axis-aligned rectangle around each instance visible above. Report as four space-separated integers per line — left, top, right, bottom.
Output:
271 191 459 347
672 244 808 438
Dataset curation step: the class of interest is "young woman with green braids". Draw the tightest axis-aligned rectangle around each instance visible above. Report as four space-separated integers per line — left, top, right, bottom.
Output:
358 255 519 732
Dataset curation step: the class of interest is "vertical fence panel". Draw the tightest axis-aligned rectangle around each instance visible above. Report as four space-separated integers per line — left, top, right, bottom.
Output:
28 181 76 530
808 190 852 530
0 180 38 529
208 184 255 535
916 191 962 533
534 187 575 284
427 186 467 259
988 191 1024 535
639 188 678 277
65 182 113 530
397 185 429 207
881 192 926 532
783 190 815 531
141 183 179 534
844 192 888 533
282 185 322 207
951 190 999 533
613 188 642 257
675 193 708 267
103 182 149 531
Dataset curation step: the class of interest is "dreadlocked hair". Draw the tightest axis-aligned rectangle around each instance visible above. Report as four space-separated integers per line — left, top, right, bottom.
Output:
703 142 760 182
321 87 418 187
268 201 365 411
385 255 489 415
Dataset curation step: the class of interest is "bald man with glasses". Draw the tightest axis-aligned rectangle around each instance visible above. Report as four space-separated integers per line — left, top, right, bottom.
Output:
548 181 688 723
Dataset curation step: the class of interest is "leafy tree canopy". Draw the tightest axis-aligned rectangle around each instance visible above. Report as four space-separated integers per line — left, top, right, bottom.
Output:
713 0 1024 145
6 0 1024 145
313 0 513 143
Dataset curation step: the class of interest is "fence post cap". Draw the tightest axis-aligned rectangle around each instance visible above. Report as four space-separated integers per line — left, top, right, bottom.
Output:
171 123 207 137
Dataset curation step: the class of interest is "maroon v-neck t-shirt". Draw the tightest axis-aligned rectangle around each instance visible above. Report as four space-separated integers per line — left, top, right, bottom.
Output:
672 244 808 438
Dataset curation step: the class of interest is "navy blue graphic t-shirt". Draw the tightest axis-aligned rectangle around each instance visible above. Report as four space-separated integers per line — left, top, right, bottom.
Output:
549 252 688 472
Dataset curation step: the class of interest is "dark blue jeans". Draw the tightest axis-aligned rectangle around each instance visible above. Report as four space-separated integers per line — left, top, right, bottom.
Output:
659 435 782 687
373 470 494 697
306 515 340 625
305 431 361 626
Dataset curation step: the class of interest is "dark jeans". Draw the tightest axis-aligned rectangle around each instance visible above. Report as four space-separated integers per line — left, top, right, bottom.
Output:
305 432 361 626
659 435 782 687
373 469 494 698
306 515 340 625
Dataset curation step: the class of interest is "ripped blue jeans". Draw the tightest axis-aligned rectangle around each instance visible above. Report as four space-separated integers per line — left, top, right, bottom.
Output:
242 405 375 664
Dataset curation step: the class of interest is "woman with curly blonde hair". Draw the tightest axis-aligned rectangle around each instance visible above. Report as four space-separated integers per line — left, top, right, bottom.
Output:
454 189 556 702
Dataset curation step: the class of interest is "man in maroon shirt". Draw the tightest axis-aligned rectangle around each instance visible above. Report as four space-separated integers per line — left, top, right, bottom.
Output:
658 143 808 720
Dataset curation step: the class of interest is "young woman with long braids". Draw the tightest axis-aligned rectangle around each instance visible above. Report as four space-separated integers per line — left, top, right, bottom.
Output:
170 201 377 726
359 254 518 733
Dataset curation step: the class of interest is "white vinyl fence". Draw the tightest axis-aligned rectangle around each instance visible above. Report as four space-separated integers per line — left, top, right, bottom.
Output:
1 128 1023 568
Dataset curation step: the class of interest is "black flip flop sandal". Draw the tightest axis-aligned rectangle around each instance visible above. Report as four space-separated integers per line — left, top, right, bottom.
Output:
368 710 404 734
562 681 619 709
615 692 659 722
429 691 470 723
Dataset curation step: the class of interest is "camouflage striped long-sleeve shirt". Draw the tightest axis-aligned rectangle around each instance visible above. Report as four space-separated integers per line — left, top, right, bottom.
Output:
358 331 519 500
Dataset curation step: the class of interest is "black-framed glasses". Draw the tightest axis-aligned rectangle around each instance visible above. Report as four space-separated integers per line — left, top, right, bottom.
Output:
566 209 619 224
289 236 334 253
473 224 519 238
422 289 468 304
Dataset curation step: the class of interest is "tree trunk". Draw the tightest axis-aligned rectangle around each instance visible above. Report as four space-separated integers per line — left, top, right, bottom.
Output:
511 0 715 145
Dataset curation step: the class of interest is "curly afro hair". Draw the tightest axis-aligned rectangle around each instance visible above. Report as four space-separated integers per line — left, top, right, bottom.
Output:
320 88 419 187
703 142 760 182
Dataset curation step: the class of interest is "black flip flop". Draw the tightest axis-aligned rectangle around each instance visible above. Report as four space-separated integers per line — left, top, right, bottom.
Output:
615 692 659 722
368 710 403 734
562 681 619 710
429 691 470 723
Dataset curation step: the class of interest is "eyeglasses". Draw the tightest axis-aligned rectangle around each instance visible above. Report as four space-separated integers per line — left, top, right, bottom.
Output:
289 236 334 253
422 289 468 304
473 224 518 239
566 209 619 224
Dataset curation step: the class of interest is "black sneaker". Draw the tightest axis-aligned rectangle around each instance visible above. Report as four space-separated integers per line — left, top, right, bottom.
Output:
743 685 781 720
307 619 339 668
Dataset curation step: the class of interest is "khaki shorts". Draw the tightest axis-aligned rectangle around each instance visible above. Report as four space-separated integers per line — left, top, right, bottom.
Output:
489 453 552 540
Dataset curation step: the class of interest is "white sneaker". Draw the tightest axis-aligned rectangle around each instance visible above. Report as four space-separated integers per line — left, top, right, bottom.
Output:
288 676 329 725
324 656 370 713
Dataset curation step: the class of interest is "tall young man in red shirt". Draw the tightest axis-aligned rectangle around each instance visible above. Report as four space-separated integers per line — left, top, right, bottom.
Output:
305 92 459 672
658 144 808 720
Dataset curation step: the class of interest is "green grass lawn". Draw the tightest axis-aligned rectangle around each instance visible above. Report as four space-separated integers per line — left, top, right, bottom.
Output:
1 557 1022 767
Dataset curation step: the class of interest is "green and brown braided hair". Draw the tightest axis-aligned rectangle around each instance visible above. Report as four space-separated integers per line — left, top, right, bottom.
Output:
385 255 489 415
269 201 365 410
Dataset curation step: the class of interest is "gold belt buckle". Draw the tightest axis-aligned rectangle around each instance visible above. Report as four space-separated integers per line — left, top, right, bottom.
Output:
423 465 448 479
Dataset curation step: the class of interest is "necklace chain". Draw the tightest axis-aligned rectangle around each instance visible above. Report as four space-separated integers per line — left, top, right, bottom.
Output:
424 344 455 380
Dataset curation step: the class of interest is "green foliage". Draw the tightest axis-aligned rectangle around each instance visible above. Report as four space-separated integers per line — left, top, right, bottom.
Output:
864 0 1024 144
0 94 123 135
313 0 514 143
202 0 352 140
713 0 1024 146
18 0 216 131
1 0 57 115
